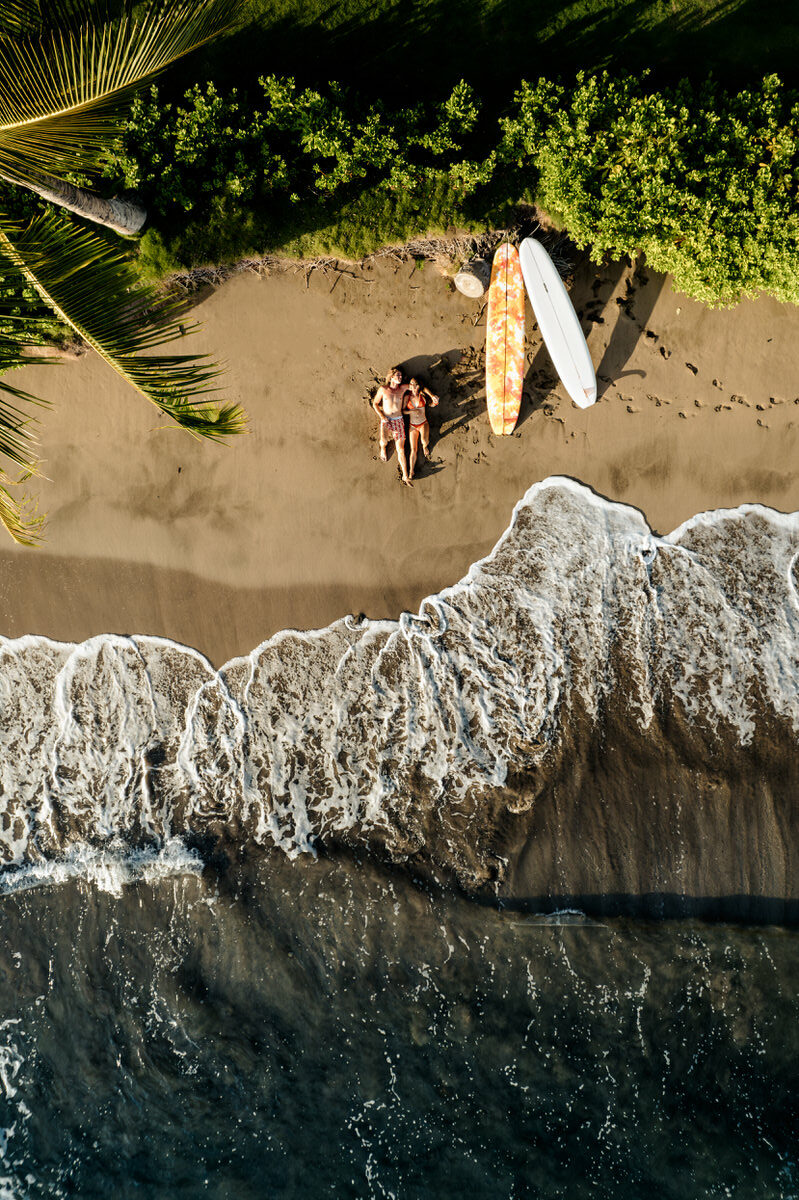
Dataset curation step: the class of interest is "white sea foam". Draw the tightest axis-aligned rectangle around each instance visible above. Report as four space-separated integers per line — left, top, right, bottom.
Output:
0 477 797 888
0 839 203 897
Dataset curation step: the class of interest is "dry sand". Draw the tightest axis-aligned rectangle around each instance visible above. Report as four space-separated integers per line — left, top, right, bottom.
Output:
1 251 798 666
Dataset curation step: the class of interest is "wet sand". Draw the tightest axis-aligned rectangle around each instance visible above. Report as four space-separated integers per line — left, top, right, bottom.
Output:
1 251 798 665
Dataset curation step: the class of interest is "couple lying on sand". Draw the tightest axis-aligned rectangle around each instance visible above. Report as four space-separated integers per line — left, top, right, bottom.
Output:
372 366 439 486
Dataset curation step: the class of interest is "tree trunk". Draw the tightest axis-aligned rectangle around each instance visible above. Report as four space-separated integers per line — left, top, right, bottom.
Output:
0 168 147 236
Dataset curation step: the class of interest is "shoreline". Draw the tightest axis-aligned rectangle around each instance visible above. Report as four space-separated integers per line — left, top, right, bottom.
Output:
1 251 798 665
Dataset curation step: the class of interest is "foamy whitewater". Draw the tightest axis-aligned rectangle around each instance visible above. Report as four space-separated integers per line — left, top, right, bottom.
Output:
1 477 797 910
2 477 799 1197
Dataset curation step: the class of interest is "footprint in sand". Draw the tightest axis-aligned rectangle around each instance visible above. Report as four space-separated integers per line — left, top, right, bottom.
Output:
757 418 769 428
645 330 658 342
685 362 698 375
626 404 639 413
769 396 785 405
730 394 749 406
712 379 723 389
660 346 671 359
678 411 687 419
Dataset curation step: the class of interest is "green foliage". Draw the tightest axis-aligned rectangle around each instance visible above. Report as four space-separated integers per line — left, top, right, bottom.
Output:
171 0 799 113
114 69 799 308
108 77 484 267
274 172 487 261
497 71 799 306
0 185 71 342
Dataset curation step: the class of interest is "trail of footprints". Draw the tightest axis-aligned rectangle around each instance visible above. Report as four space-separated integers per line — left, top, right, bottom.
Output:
577 271 799 427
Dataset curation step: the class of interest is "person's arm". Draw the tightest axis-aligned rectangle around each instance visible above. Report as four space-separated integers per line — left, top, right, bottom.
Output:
400 388 412 413
423 387 439 407
372 387 387 419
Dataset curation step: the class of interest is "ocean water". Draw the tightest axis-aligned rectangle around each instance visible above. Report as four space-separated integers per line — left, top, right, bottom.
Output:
0 478 797 1195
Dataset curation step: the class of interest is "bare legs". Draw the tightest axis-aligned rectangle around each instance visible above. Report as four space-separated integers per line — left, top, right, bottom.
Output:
396 436 412 485
408 422 430 480
379 422 412 485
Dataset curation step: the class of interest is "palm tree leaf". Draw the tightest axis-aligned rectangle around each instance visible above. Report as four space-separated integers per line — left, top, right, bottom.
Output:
0 471 43 544
0 261 54 469
1 0 111 33
0 0 242 186
0 208 246 439
0 0 37 36
0 373 48 468
0 297 54 544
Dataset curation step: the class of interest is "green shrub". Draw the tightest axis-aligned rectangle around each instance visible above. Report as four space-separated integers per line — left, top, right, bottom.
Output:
106 76 479 242
109 70 799 307
496 71 799 305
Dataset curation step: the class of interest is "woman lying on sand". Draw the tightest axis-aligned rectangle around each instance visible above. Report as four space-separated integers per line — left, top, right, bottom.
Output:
405 377 439 480
373 366 412 486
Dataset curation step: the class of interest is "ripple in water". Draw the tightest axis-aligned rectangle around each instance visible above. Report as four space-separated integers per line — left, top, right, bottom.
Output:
0 859 797 1197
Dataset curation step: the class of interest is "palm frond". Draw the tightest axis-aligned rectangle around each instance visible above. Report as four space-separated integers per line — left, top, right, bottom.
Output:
3 0 112 33
0 0 34 35
0 258 53 467
0 373 47 467
0 469 43 544
0 0 242 186
0 284 55 544
0 208 246 439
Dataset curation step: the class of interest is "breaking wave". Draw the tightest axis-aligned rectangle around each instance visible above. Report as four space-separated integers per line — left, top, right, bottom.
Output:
1 478 797 913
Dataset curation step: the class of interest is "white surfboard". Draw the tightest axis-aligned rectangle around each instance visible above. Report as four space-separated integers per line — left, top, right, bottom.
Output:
519 238 597 409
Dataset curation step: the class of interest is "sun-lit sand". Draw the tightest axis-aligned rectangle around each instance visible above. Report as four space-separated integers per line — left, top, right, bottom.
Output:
1 249 798 665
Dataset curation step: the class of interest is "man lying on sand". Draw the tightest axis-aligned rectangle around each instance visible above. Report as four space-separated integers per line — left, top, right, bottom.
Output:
373 366 412 486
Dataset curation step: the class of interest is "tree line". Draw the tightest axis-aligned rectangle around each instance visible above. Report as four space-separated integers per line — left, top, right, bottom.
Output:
107 69 799 309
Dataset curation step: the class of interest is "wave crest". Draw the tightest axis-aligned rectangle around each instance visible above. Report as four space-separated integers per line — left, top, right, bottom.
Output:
1 478 797 905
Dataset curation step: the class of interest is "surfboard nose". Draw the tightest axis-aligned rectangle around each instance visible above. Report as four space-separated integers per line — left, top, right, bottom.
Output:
568 385 597 409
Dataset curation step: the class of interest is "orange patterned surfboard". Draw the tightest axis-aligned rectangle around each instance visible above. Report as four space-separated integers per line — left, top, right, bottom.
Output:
485 243 525 436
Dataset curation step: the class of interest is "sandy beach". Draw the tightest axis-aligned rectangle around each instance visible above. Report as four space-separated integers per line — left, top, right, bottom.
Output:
1 247 798 666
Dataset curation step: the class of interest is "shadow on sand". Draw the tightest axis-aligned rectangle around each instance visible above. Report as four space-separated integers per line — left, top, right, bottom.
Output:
591 259 668 400
390 349 482 477
375 252 671 474
518 253 668 410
